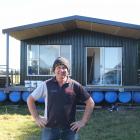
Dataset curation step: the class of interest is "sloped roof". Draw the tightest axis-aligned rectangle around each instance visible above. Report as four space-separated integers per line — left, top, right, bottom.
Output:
2 15 140 40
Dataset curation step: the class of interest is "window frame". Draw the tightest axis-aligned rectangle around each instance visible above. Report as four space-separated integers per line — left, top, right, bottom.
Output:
27 44 72 76
86 47 122 86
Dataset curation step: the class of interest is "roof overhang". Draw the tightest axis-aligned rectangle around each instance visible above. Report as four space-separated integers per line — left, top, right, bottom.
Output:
2 15 140 40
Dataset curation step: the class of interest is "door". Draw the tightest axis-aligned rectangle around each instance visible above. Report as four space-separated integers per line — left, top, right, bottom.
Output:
86 47 122 86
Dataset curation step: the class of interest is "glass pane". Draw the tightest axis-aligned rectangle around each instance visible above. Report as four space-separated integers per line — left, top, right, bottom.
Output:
27 45 39 75
27 45 39 59
103 69 121 85
60 45 71 74
60 45 71 62
39 45 59 75
28 60 38 75
104 48 122 69
103 47 122 85
87 48 101 85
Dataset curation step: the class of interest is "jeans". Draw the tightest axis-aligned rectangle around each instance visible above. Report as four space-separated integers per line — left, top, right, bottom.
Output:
41 127 80 140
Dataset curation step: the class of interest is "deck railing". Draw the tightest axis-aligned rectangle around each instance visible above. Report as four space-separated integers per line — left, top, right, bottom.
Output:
0 65 20 87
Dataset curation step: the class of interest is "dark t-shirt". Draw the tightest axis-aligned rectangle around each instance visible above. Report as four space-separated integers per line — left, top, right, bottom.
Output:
46 77 90 128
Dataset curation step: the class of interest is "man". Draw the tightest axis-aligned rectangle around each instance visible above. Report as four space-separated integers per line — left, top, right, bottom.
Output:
27 57 94 140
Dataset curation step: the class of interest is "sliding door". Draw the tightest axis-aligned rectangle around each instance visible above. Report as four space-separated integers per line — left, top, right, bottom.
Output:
86 47 122 86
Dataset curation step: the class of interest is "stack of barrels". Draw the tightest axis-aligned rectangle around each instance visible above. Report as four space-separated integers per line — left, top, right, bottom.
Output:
0 90 45 103
91 91 140 104
1 86 140 104
0 80 45 103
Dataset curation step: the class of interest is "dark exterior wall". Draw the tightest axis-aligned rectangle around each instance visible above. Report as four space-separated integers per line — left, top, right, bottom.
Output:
20 29 139 86
137 40 140 85
122 39 138 85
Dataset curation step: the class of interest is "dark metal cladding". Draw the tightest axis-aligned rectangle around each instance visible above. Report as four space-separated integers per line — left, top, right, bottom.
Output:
20 29 140 86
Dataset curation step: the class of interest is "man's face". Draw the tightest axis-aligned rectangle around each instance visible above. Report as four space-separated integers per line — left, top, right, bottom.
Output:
54 64 68 79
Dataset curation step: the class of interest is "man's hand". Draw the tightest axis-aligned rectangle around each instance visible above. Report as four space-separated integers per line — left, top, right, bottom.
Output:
70 120 86 133
70 97 94 133
27 95 47 128
35 115 47 128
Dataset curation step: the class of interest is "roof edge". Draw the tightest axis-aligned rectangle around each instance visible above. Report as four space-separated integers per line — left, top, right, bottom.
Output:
2 15 140 34
2 15 79 34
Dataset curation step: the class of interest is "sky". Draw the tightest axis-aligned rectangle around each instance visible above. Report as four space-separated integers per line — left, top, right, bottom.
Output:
0 0 140 70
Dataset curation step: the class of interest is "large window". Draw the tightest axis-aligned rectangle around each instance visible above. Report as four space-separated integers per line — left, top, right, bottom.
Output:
87 47 122 86
27 45 71 76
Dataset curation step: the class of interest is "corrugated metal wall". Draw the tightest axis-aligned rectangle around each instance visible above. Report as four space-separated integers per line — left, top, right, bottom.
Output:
137 40 140 84
20 29 139 86
122 39 138 85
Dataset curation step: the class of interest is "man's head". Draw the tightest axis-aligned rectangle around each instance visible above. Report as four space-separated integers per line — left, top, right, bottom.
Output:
52 57 70 72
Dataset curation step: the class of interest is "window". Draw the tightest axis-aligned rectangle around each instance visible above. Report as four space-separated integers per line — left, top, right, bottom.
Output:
86 47 122 86
27 45 71 76
27 45 39 75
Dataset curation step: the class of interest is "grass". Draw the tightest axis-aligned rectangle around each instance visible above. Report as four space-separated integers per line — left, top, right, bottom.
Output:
78 107 140 140
0 104 41 140
0 104 140 140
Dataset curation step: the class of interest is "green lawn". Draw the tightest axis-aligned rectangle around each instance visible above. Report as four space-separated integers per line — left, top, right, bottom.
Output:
0 104 140 140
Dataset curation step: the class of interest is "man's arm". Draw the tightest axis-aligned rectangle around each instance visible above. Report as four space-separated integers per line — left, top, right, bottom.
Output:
27 95 47 128
81 97 94 124
70 97 94 132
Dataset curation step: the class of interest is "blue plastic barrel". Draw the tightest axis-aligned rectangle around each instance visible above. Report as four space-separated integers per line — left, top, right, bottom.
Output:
0 91 7 102
91 91 104 103
22 91 30 102
133 92 140 103
118 92 131 103
105 91 117 103
9 91 21 103
37 97 45 103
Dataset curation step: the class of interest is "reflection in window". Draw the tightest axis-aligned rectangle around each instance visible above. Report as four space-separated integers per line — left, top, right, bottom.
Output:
27 45 71 76
28 60 38 75
39 45 59 75
27 45 39 75
27 45 39 59
87 47 122 86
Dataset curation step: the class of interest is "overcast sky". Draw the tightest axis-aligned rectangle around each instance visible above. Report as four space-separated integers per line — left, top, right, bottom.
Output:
0 0 140 70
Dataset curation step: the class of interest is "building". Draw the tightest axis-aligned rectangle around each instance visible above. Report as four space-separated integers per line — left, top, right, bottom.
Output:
2 15 140 92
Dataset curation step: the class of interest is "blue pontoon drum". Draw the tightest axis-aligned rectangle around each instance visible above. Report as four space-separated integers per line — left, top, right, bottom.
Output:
105 91 117 103
9 91 21 103
118 92 131 103
0 90 7 102
22 91 30 102
132 91 140 103
91 91 104 103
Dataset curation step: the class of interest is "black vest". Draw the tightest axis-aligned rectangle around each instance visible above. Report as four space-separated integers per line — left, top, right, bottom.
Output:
45 77 90 128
